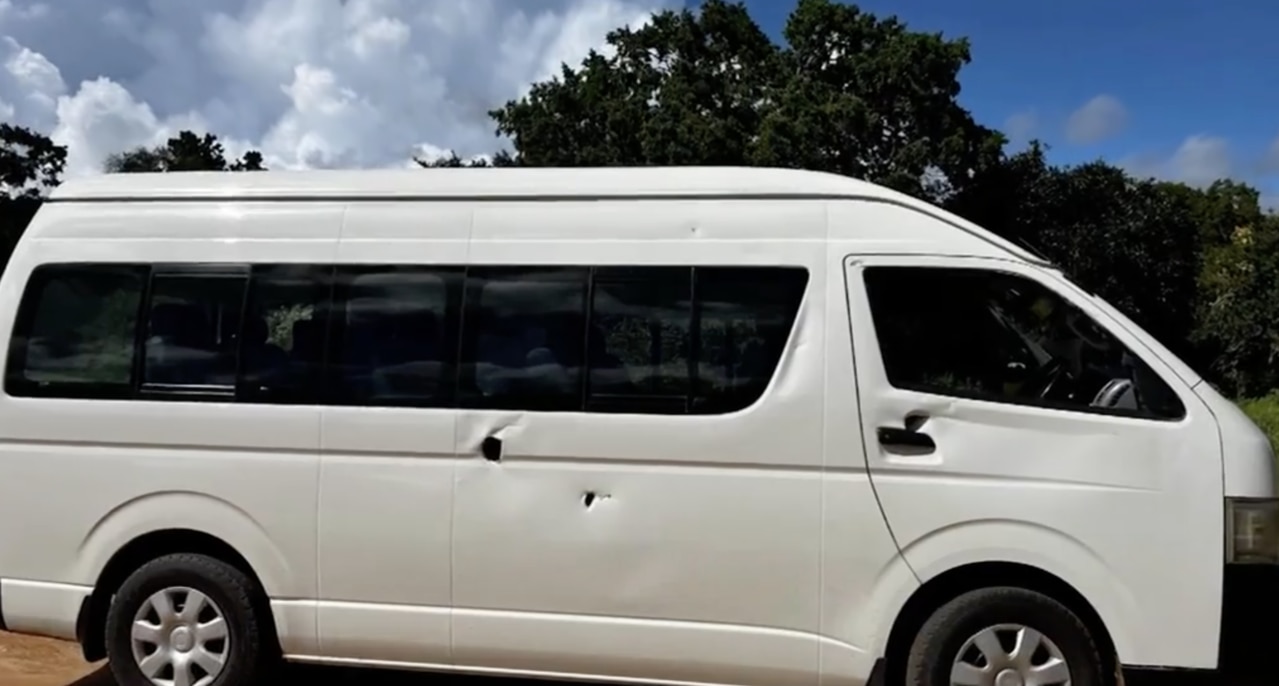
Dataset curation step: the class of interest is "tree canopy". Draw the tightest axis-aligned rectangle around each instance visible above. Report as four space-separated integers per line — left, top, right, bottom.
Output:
104 131 265 173
484 0 1003 202
3 0 1279 399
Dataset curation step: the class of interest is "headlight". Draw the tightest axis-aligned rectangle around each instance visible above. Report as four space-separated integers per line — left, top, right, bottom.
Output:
1227 498 1279 564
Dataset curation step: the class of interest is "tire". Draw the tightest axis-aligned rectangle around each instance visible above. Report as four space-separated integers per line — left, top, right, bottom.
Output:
104 553 267 686
905 586 1106 686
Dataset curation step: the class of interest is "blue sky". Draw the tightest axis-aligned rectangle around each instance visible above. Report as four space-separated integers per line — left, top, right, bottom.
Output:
1 0 1273 198
740 0 1279 201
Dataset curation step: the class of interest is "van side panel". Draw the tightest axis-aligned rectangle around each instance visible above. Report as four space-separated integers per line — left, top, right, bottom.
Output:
0 201 342 653
449 200 834 686
312 202 471 664
818 229 922 686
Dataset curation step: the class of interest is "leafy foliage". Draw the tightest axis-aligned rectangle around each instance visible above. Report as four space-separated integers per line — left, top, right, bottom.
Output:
0 124 68 266
487 0 1003 202
951 143 1203 358
415 150 517 168
0 123 66 198
104 131 265 173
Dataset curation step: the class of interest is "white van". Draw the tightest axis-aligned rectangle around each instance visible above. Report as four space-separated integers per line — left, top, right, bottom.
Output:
0 166 1272 686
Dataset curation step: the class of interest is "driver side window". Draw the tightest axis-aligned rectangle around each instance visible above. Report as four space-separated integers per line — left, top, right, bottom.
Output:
861 265 1185 420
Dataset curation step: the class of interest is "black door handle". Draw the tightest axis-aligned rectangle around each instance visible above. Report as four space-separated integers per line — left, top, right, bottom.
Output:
481 436 502 462
876 426 935 450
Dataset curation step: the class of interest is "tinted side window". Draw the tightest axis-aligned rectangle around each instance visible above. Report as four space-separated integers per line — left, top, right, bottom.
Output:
240 264 332 403
862 266 1185 419
329 266 463 407
6 264 146 398
460 267 589 411
588 267 692 413
692 267 808 414
142 268 248 391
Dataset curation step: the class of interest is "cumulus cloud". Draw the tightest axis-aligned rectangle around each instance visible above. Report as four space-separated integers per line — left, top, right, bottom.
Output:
1002 110 1037 145
1166 135 1234 187
0 0 672 176
1065 94 1127 145
1119 134 1234 188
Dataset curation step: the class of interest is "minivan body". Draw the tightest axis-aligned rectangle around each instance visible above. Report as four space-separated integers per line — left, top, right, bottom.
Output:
0 166 1272 686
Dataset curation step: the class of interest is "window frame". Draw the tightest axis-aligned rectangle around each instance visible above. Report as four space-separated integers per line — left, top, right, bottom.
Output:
856 259 1188 422
136 263 251 402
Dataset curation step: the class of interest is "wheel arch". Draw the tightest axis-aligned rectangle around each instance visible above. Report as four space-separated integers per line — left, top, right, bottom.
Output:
76 494 292 665
880 561 1119 686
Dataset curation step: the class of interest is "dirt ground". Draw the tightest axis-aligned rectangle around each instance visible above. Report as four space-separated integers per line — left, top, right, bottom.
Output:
0 630 1251 686
0 631 480 686
0 632 101 686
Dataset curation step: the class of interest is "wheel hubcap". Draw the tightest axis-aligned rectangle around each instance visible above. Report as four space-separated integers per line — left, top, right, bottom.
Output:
129 587 230 686
950 623 1071 686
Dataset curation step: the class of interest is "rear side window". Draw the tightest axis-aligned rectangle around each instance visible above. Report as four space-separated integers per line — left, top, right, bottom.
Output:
329 266 464 407
142 268 248 392
6 264 146 398
4 261 810 415
460 267 590 411
240 264 332 404
693 267 808 414
587 267 692 414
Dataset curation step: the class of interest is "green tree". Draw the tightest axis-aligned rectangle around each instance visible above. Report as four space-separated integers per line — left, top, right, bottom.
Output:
949 144 1203 358
0 124 67 265
104 131 265 173
1194 215 1279 396
415 150 517 168
487 0 1003 201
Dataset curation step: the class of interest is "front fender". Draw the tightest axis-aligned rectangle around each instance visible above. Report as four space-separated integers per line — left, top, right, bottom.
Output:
876 519 1140 661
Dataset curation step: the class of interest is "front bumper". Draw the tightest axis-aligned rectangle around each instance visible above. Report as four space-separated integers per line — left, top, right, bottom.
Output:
1218 563 1279 677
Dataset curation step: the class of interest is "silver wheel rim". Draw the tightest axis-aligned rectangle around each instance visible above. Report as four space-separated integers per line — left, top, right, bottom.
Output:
950 623 1072 686
130 586 230 686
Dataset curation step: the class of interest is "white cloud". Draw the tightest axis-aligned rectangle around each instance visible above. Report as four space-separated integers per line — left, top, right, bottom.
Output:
1118 134 1234 188
1167 135 1233 187
0 0 672 176
1065 94 1127 145
1003 110 1037 144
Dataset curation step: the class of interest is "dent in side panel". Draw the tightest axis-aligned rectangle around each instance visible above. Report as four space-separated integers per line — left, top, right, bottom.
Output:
451 232 827 686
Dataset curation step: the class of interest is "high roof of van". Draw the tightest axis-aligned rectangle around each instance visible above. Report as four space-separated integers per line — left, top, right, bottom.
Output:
44 166 1048 265
48 165 890 202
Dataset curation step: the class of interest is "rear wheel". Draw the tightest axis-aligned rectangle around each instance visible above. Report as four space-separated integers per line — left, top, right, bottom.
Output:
104 553 266 686
905 586 1105 686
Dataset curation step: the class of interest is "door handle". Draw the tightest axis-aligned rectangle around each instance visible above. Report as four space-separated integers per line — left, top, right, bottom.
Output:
481 436 502 462
876 426 935 450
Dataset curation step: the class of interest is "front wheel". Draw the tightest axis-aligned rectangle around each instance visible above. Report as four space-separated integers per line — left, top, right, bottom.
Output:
905 586 1106 686
104 553 267 686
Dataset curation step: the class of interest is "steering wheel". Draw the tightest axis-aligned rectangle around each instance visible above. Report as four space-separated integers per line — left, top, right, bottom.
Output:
1063 311 1110 351
1020 358 1068 400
